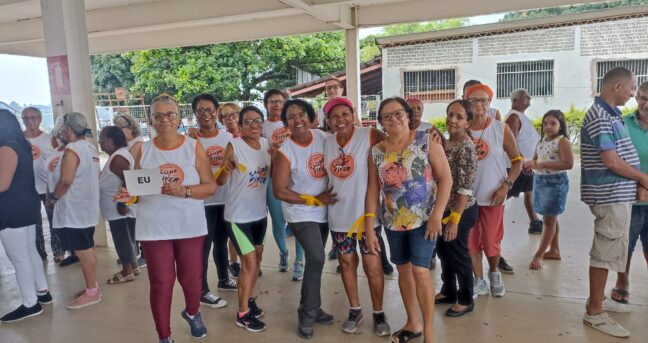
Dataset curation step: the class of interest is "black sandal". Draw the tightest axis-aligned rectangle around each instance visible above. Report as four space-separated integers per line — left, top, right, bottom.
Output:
392 329 423 343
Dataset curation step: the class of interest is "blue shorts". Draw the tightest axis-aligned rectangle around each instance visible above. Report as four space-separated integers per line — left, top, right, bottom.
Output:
629 205 648 254
533 173 569 216
385 224 436 268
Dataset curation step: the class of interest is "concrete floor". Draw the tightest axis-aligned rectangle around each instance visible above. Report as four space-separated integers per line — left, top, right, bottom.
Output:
1 167 647 343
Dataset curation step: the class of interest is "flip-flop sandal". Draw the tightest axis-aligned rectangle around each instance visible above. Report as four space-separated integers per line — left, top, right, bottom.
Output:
391 329 423 343
107 272 135 284
611 288 629 304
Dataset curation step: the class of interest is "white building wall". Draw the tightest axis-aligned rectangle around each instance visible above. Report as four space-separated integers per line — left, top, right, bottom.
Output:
382 17 648 122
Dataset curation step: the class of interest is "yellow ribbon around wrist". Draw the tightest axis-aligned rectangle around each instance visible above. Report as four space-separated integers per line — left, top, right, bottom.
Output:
510 155 523 163
299 194 324 207
442 211 461 225
346 213 376 240
213 163 245 179
125 196 139 207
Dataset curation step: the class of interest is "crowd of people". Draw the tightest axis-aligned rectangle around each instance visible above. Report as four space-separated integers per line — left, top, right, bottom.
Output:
1 67 647 342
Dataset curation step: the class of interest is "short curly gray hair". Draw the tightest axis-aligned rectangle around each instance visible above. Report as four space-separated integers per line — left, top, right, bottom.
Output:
113 113 142 138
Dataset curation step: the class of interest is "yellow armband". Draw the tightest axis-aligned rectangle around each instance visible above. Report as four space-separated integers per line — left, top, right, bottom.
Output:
125 196 139 207
441 211 461 225
510 156 523 163
346 213 376 240
238 163 247 173
299 194 324 207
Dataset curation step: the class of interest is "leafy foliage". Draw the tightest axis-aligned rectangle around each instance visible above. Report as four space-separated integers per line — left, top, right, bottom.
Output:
502 0 648 21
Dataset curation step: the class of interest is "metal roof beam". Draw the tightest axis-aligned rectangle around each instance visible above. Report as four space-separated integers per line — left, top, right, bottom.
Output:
280 0 355 29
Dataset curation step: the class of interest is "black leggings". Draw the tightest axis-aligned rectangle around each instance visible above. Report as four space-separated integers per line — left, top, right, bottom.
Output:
202 205 230 291
436 204 478 305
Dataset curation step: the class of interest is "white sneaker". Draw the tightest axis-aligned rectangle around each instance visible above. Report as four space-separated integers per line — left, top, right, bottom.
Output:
583 312 630 338
473 277 489 298
488 271 505 297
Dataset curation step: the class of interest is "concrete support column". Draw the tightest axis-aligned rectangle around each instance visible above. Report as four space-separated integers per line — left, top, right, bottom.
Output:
41 0 107 246
344 7 361 120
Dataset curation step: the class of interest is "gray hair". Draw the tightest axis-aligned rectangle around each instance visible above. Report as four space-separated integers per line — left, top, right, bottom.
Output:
21 106 42 117
113 113 142 137
62 112 92 137
639 81 648 94
510 88 529 101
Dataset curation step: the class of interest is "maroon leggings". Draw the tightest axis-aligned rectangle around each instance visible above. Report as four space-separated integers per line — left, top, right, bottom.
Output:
141 236 205 339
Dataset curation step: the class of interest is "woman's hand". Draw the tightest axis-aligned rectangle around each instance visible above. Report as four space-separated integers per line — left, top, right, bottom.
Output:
161 181 185 198
113 187 133 203
425 215 442 241
365 232 381 256
444 222 458 241
315 187 339 205
490 183 508 206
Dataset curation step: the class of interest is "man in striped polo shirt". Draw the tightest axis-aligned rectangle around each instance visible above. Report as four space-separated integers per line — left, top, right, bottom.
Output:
580 67 648 338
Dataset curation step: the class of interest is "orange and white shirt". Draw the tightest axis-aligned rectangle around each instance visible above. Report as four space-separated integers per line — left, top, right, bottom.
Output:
136 136 207 240
277 130 328 223
27 132 54 194
324 127 378 233
197 130 233 206
99 147 135 221
470 118 508 206
224 137 271 223
262 119 291 147
52 140 100 229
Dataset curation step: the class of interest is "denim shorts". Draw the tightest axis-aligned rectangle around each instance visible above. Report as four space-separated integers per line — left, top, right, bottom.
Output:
533 173 569 216
629 205 648 254
385 224 436 268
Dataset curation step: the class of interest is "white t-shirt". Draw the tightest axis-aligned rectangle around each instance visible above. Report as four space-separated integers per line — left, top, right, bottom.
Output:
136 137 207 241
224 137 271 223
44 147 65 195
277 130 328 223
415 122 434 132
27 132 54 194
197 130 233 206
99 147 135 221
52 140 100 229
262 119 291 147
470 118 508 206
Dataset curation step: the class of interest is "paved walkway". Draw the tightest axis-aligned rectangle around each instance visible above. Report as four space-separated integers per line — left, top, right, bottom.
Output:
1 167 647 342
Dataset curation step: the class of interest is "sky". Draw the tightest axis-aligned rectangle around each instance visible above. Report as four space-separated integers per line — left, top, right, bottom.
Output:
0 13 506 107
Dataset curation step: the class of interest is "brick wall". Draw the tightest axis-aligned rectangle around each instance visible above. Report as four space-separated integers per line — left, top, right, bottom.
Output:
385 39 472 68
478 27 575 56
580 17 648 56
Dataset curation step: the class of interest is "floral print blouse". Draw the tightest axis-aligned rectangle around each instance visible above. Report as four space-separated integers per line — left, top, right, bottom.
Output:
444 136 477 212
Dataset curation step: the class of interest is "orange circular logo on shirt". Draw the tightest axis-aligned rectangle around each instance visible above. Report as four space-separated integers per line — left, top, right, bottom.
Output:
329 153 355 180
159 163 185 184
272 127 291 146
307 153 326 180
48 156 61 172
472 138 490 161
32 145 41 160
205 145 225 167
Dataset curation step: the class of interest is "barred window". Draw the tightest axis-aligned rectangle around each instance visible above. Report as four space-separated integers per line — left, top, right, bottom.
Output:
403 69 456 102
595 59 648 93
496 60 554 98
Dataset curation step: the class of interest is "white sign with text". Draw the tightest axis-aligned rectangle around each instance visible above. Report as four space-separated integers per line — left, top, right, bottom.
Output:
124 168 163 196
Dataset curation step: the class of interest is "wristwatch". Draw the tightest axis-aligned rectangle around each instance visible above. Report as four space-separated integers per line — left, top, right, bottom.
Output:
503 179 514 188
184 186 192 198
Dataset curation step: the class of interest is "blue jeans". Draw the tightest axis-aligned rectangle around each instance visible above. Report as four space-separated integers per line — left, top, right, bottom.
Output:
267 180 304 260
629 205 648 254
385 224 436 268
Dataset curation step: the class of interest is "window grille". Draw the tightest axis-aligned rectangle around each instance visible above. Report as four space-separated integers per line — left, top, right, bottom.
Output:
403 69 456 102
496 60 554 98
595 59 648 93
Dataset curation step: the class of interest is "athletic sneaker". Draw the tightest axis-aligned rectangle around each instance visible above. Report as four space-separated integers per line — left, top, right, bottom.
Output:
298 324 313 339
473 277 489 298
528 220 543 234
328 249 338 260
248 297 264 318
200 290 227 308
229 262 241 279
382 261 394 275
37 291 53 305
315 308 335 325
335 264 341 273
59 255 79 267
498 256 514 274
341 308 363 333
583 312 630 337
0 303 43 323
217 279 237 292
372 312 391 337
181 310 207 339
137 256 147 268
236 311 266 332
292 260 304 281
488 271 505 297
66 291 102 310
279 251 290 272
159 338 174 343
285 226 294 237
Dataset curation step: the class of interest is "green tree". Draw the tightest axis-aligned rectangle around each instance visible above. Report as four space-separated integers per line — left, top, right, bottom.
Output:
90 53 134 93
502 0 648 21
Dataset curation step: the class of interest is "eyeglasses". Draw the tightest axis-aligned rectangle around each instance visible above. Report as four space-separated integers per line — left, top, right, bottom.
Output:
268 99 285 106
195 108 216 116
21 116 40 122
151 111 179 121
243 118 263 126
468 98 490 105
286 111 307 121
220 113 238 120
381 109 407 121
